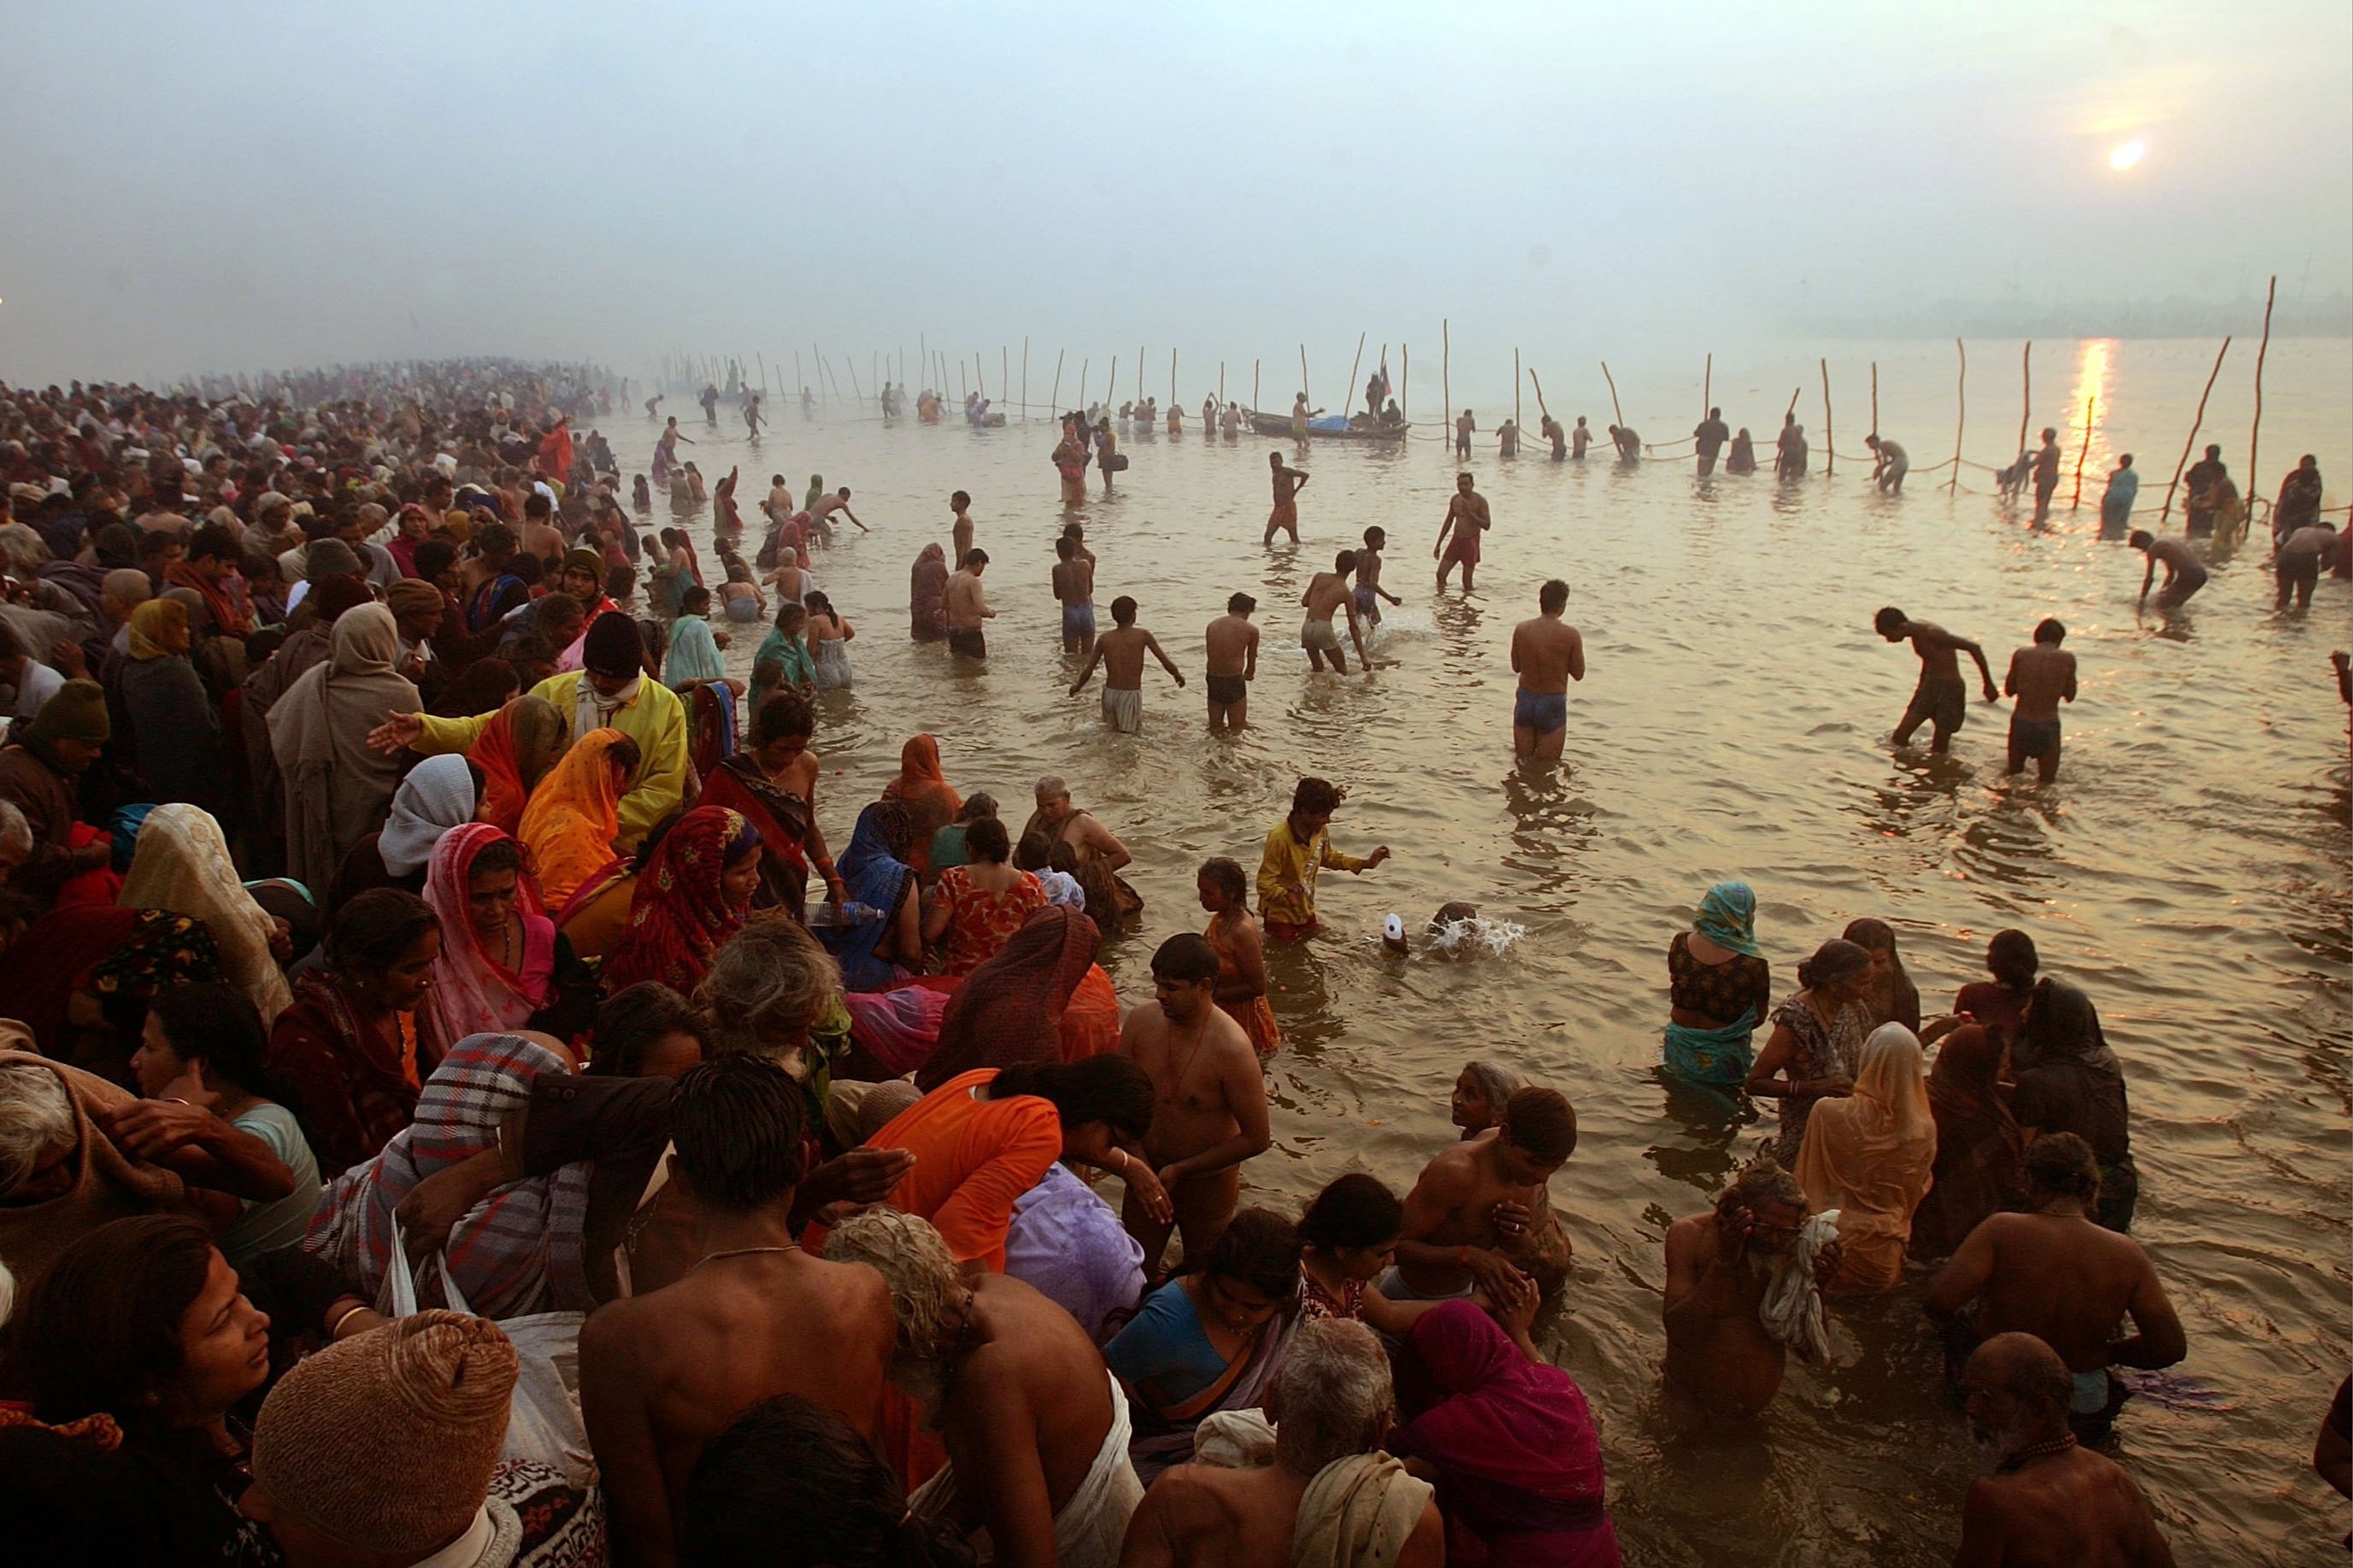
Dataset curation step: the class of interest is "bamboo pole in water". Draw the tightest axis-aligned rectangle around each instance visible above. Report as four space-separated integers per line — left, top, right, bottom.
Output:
793 352 803 402
1344 332 1366 421
2071 396 2094 509
2247 275 2276 540
1870 361 1879 438
1049 349 1063 414
1168 347 1177 408
1219 362 1226 406
1002 347 1009 409
1106 356 1117 412
1514 348 1521 432
2161 337 2232 523
845 356 863 407
811 345 825 402
1703 353 1712 418
1820 359 1832 476
919 334 926 391
2015 341 2032 465
757 354 768 402
1600 361 1625 428
1137 347 1144 407
1399 344 1408 421
1529 368 1552 421
1253 359 1260 412
1441 320 1450 432
958 360 968 403
1021 339 1029 420
826 357 847 404
1299 344 1310 412
1076 357 1086 410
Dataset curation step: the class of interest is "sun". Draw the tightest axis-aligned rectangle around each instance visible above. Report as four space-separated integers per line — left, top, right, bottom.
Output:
2109 139 2147 172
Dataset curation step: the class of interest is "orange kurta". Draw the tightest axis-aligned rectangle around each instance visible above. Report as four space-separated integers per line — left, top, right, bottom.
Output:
865 1067 1062 1271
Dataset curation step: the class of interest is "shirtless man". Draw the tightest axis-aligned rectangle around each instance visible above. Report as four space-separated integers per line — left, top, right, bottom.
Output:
1028 774 1132 877
2030 426 2062 522
1204 593 1261 731
946 549 993 660
1540 414 1567 459
580 1055 894 1568
1509 578 1585 760
1264 452 1309 546
810 486 868 534
1220 401 1243 438
1301 552 1370 673
1876 606 2000 754
830 1210 1140 1568
1053 536 1097 655
1118 933 1271 1276
2128 530 2207 610
763 473 792 526
1950 1333 2178 1566
1662 1159 1842 1418
1386 1086 1577 1304
1352 527 1402 628
950 489 976 566
1116 1318 1443 1568
2003 619 2078 783
1867 432 1910 493
1071 596 1185 734
1609 424 1642 461
1571 414 1593 460
1926 1134 2185 1444
1453 408 1475 460
1693 407 1732 476
1497 419 1520 459
1432 472 1491 591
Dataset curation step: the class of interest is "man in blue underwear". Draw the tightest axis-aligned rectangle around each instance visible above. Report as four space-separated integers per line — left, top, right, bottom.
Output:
1509 579 1585 760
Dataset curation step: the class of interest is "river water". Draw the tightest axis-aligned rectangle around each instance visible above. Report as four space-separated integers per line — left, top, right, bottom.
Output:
660 335 2349 1565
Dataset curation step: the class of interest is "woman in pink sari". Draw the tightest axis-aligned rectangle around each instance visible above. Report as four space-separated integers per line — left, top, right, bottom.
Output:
418 824 597 1058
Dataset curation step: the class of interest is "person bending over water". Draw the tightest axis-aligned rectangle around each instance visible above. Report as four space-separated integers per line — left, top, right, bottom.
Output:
1866 433 1909 493
2129 530 2207 610
2003 618 2077 783
1071 596 1185 735
1203 593 1260 731
1662 1156 1844 1418
1509 578 1584 760
1875 606 1999 755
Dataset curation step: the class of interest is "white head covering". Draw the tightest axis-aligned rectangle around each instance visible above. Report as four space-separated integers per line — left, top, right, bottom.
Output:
120 803 292 1025
378 755 479 878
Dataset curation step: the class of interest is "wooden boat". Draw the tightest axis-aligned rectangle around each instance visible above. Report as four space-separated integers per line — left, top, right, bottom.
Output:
1247 411 1409 441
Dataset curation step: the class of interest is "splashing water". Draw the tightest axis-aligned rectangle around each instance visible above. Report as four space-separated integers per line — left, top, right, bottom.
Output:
1424 914 1528 957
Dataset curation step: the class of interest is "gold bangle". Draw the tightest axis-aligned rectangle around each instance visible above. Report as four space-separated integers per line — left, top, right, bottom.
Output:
326 1302 370 1338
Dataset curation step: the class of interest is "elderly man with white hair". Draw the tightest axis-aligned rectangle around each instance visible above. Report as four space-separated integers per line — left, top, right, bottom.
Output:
1023 773 1138 922
1115 1316 1442 1568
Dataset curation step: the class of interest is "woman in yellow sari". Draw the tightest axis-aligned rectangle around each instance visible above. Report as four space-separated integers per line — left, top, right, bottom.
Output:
1796 1022 1936 1295
518 727 640 956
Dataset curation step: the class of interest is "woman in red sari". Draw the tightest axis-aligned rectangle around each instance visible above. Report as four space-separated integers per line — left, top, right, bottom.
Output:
879 734 960 878
914 906 1101 1091
695 690 844 920
921 817 1044 977
602 806 763 995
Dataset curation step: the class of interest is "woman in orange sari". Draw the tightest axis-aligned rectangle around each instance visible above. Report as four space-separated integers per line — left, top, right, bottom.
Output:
467 695 569 835
1796 1023 1938 1295
519 728 640 957
879 734 960 878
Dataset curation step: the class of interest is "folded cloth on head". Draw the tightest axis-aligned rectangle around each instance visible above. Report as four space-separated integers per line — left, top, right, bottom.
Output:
1192 1408 1276 1469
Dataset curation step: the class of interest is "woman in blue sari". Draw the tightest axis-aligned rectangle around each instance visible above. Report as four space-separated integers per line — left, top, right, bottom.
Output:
816 801 923 991
1662 881 1772 1089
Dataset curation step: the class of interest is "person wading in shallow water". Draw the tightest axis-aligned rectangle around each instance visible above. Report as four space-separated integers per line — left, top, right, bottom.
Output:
1264 451 1309 546
1662 1157 1843 1418
1874 606 1999 755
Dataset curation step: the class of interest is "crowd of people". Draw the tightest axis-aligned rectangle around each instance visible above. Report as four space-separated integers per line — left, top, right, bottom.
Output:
0 358 2330 1567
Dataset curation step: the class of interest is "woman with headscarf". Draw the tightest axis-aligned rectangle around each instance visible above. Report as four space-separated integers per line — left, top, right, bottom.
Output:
307 1031 592 1319
1387 1298 1622 1566
119 802 292 1027
914 906 1103 1091
465 693 568 835
1841 917 1921 1033
419 823 596 1059
1909 1023 2021 1259
697 689 844 921
267 888 441 1177
118 600 233 824
327 752 478 909
1662 881 1773 1090
267 603 419 895
879 734 961 878
0 906 221 1070
602 806 762 995
2009 978 2138 1231
1745 937 1876 1166
1796 1023 1937 1294
817 801 924 993
909 542 950 642
516 726 636 912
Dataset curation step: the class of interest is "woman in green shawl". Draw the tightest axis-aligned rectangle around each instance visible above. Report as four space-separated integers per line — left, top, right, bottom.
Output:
1662 881 1774 1089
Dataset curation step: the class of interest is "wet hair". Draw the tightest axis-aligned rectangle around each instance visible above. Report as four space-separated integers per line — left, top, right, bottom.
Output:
1362 527 1385 548
1197 1207 1303 1302
950 490 969 508
1502 1087 1577 1164
679 1395 976 1568
146 983 281 1101
1986 930 2038 988
991 1054 1155 1140
1334 550 1357 573
325 887 438 978
1227 592 1256 614
670 1054 808 1213
2127 529 2155 550
1796 937 1874 992
1197 856 1248 904
1055 536 1074 560
1014 831 1054 872
962 549 987 569
1298 1174 1404 1253
9 1214 217 1437
752 691 815 746
962 815 1010 865
473 521 517 559
1110 596 1137 625
591 983 708 1078
412 539 457 579
1719 1153 1807 1218
826 1208 965 1362
1150 931 1220 985
2021 1131 2100 1202
1874 607 1907 636
2034 618 2066 645
1273 1318 1392 1475
1291 776 1344 816
1539 578 1569 614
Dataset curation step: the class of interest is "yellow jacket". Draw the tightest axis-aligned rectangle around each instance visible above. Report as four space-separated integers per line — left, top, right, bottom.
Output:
413 670 687 849
1256 818 1364 928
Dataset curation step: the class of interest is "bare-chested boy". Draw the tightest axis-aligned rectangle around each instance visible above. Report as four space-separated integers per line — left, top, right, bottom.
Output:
580 1056 893 1568
1264 452 1309 545
1433 472 1491 591
1053 535 1097 655
1875 605 1999 753
1386 1086 1577 1304
1071 595 1185 733
949 489 975 564
1353 527 1403 627
2003 618 2078 783
1301 552 1369 674
1509 578 1585 760
1204 593 1261 731
944 549 995 661
765 472 792 525
1118 933 1271 1277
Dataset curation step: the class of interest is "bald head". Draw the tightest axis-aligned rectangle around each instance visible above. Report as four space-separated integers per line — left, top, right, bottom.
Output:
1961 1332 2072 1459
101 567 153 622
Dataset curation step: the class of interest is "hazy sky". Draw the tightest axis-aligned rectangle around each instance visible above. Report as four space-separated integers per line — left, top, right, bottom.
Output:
3 1 2347 385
